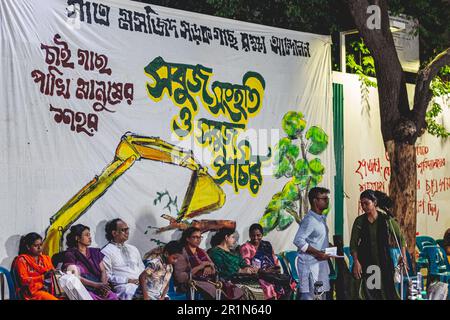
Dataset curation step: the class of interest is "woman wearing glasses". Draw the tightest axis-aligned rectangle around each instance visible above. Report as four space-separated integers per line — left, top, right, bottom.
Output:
173 227 243 299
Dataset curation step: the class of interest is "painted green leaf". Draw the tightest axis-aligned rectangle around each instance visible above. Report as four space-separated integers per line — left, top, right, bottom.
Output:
286 144 300 159
274 158 292 178
282 111 307 139
277 137 292 153
277 211 295 231
266 193 283 211
306 126 328 155
282 199 297 212
259 211 280 234
281 180 300 201
293 175 310 190
309 158 325 175
309 174 323 188
294 159 310 176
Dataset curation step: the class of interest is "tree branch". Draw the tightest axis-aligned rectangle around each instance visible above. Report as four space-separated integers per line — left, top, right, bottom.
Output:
413 48 450 135
345 0 407 141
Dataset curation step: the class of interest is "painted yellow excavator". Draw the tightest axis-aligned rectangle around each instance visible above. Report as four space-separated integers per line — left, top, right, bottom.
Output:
42 132 226 256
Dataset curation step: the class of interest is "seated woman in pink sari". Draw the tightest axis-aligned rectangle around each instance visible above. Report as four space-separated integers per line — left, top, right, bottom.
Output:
240 224 294 300
63 224 119 300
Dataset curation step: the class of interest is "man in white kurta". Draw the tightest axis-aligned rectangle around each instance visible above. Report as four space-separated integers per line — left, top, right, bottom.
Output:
293 187 331 300
101 219 145 300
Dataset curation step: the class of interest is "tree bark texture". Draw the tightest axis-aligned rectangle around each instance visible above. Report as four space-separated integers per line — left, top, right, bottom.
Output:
386 141 417 259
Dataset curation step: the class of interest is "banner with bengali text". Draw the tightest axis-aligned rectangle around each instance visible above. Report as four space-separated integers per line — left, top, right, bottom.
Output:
0 0 334 267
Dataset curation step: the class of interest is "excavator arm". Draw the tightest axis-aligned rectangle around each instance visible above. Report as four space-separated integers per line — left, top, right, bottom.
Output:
43 133 225 256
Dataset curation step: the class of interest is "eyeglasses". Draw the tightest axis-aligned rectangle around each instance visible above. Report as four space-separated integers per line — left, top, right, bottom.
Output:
315 197 330 201
119 227 129 233
190 235 203 240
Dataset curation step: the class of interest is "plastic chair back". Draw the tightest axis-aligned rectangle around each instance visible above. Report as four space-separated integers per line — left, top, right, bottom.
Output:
283 250 299 282
416 236 437 251
0 267 17 300
167 275 188 300
343 247 353 271
436 239 444 249
423 245 449 275
276 254 289 275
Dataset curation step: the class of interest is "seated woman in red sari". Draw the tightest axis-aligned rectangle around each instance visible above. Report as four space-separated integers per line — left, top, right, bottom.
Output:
173 227 243 300
240 224 294 300
63 224 119 300
12 232 59 300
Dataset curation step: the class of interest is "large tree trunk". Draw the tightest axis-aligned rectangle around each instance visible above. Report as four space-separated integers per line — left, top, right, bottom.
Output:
346 0 416 257
386 141 417 260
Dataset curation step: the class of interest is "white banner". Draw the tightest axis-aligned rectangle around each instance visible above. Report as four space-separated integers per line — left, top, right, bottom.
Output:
0 0 333 268
333 71 450 245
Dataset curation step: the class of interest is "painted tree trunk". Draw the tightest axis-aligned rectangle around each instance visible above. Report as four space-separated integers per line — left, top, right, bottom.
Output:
386 140 417 261
157 214 236 233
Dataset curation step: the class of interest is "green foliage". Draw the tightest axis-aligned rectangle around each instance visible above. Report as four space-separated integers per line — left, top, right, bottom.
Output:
346 39 377 88
308 158 325 175
274 157 292 178
282 111 306 138
388 0 450 66
281 180 300 201
277 210 295 231
262 110 329 234
426 66 450 138
259 210 280 234
306 126 329 155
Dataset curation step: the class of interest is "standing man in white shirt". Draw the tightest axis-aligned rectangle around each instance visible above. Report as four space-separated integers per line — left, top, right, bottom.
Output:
101 218 145 300
293 187 331 300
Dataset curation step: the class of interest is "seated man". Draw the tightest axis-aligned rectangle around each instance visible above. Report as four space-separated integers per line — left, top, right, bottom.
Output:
133 241 183 300
101 218 145 300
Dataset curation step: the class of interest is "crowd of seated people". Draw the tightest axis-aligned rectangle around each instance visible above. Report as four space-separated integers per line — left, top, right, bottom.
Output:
9 219 294 300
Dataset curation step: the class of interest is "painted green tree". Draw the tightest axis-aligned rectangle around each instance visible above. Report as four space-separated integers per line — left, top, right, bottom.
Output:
259 111 329 234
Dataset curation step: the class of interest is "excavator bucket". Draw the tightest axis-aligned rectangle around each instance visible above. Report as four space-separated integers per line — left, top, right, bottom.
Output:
179 170 226 221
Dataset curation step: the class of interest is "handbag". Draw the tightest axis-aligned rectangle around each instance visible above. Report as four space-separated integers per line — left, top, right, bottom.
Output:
259 271 291 285
44 270 66 299
58 273 93 300
230 273 259 284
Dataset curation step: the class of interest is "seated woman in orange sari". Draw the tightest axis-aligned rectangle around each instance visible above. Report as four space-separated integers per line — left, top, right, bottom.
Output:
240 224 294 300
12 232 59 300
